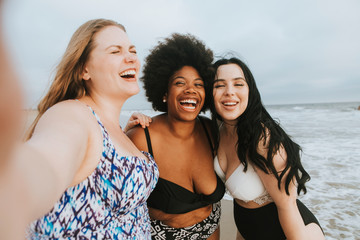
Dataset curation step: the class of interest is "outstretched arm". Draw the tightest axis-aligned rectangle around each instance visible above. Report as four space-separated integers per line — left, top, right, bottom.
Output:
24 102 90 215
1 102 90 240
0 9 34 239
0 8 88 238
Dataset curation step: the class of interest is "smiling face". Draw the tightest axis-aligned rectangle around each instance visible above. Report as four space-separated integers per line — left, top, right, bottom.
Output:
166 66 205 121
82 25 140 100
213 63 249 125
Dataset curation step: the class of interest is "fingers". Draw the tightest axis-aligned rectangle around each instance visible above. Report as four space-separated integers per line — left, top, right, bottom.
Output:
124 112 152 132
131 119 140 126
130 112 152 128
123 119 137 132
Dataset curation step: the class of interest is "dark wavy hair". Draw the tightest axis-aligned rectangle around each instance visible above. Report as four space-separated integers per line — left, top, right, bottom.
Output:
141 33 214 112
210 57 310 195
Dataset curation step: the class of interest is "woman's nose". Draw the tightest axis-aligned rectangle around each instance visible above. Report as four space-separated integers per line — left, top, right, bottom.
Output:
225 85 234 95
184 85 196 94
125 52 138 63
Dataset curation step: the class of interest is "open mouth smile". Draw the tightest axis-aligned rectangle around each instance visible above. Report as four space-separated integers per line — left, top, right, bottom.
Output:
222 101 238 107
120 69 136 79
180 99 198 110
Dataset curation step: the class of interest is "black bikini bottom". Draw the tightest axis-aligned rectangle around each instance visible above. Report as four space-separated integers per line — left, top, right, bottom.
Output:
150 201 221 240
233 199 323 240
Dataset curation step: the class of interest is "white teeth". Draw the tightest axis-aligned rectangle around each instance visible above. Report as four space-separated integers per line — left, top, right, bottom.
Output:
182 105 196 110
223 102 237 106
120 70 136 76
180 99 197 104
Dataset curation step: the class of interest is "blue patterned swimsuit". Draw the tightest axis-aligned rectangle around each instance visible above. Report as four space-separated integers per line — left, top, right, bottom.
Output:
27 107 159 239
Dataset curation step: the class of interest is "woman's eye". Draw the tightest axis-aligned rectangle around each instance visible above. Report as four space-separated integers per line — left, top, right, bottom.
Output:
235 83 244 87
175 81 185 86
130 50 137 54
214 84 225 88
111 50 120 54
195 83 204 88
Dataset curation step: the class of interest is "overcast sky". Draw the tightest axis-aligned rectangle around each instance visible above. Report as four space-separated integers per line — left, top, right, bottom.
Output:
2 0 360 110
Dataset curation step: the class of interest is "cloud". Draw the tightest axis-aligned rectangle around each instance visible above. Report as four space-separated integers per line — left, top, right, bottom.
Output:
2 0 359 108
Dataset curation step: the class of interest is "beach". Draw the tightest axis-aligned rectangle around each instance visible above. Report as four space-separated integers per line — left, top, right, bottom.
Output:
24 102 360 239
220 199 238 239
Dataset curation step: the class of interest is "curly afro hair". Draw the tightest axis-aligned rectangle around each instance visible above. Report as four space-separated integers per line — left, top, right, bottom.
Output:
141 33 214 112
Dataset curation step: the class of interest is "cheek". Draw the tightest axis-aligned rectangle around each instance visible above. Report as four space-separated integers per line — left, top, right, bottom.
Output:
167 88 178 99
242 91 249 108
240 87 249 99
199 88 205 99
214 104 222 113
212 90 221 103
212 94 222 111
135 59 141 70
243 99 249 110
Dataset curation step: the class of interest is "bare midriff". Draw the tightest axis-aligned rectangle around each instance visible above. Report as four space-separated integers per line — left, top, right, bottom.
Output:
149 204 212 228
235 198 272 209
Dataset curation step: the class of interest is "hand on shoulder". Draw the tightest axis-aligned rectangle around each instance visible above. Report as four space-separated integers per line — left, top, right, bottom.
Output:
124 112 152 132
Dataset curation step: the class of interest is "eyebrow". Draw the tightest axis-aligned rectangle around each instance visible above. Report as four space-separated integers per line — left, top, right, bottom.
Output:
106 44 136 50
214 77 245 82
173 76 203 81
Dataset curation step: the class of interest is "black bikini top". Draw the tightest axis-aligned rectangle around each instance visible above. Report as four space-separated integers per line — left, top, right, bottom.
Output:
145 117 225 214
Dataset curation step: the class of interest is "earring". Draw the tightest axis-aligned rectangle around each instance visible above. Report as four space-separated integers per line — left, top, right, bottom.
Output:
163 98 167 103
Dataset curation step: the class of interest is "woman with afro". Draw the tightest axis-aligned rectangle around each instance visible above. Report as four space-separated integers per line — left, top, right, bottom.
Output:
127 34 225 239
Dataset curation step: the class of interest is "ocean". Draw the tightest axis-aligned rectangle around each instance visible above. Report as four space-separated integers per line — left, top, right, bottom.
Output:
120 101 360 239
266 102 360 240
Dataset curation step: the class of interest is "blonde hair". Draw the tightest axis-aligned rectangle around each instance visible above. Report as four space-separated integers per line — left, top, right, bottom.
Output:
25 19 125 140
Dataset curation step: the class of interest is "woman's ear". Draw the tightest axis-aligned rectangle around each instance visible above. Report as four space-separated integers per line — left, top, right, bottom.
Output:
82 67 90 81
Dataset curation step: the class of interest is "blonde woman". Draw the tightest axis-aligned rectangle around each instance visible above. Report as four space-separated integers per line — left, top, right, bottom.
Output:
1 18 158 239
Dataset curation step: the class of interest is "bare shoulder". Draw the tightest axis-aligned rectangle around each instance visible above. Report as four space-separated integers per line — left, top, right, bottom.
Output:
126 125 149 152
26 100 96 193
41 100 92 123
127 114 165 152
126 113 164 140
257 127 287 171
126 125 146 142
256 125 270 152
30 100 94 146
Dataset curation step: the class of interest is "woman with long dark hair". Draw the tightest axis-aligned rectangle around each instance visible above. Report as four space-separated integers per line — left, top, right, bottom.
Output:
211 57 324 239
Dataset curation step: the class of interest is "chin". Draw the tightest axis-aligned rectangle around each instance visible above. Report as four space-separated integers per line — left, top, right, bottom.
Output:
180 112 200 122
221 114 238 122
128 89 140 97
126 84 140 95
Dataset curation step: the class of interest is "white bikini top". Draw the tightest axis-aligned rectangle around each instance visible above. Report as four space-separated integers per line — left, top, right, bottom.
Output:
214 156 272 205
